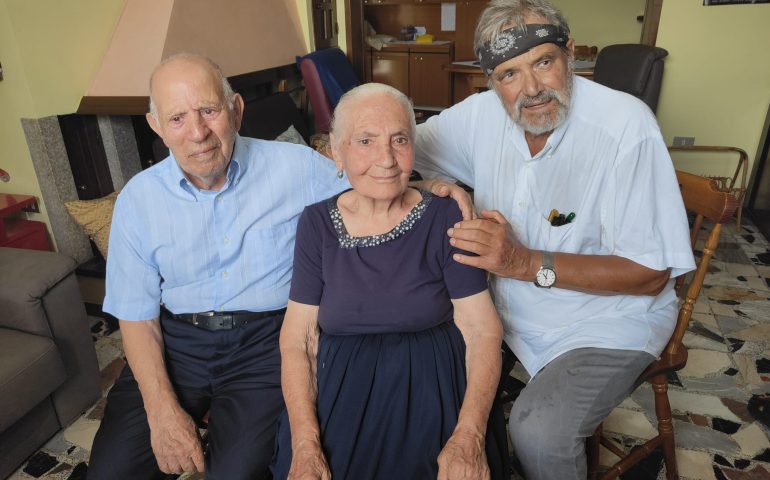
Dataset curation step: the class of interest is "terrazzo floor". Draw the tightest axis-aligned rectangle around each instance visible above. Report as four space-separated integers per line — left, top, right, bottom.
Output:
8 219 770 480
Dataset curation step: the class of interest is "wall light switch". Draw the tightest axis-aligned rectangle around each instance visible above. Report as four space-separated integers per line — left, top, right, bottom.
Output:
672 136 695 146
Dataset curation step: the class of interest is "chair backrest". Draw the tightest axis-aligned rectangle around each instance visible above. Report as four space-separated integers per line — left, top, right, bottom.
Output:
298 48 360 133
592 44 668 113
666 171 738 360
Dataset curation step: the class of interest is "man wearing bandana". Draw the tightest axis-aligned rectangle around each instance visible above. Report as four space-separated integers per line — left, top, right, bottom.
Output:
415 1 695 478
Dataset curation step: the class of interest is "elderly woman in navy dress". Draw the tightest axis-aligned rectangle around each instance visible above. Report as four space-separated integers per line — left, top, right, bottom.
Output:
271 83 506 480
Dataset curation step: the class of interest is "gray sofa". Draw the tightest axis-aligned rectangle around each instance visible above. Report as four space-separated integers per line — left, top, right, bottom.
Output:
0 247 100 479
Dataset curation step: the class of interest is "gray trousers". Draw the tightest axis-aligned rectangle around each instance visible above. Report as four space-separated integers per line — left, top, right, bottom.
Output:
508 347 655 480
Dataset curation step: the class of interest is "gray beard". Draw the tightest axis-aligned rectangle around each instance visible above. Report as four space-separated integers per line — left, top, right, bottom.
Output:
508 58 575 136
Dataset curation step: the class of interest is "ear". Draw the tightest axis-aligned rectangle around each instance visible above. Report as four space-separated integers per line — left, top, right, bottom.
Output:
566 37 575 58
232 93 245 131
146 112 164 141
329 133 343 170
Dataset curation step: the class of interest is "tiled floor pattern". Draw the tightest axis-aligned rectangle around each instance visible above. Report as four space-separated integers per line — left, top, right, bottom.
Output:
9 220 770 480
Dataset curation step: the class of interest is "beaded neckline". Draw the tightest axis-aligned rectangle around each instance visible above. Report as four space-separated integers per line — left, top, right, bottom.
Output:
327 189 433 249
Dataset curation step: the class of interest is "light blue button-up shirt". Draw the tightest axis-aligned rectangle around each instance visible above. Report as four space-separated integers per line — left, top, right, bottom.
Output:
104 135 348 321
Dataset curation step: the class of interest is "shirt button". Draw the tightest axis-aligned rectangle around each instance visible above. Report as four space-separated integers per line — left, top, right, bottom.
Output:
222 271 229 279
518 202 524 207
216 196 223 202
224 236 230 244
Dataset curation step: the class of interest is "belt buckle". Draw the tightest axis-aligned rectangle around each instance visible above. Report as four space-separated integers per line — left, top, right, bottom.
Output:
191 311 216 328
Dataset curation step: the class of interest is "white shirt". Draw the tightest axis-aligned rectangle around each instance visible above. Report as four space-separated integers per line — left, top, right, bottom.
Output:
415 76 695 375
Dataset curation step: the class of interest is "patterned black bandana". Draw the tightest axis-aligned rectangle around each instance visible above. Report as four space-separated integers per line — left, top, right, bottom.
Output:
478 24 569 76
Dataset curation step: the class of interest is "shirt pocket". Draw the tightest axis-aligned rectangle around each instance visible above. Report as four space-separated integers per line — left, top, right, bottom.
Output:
536 213 603 254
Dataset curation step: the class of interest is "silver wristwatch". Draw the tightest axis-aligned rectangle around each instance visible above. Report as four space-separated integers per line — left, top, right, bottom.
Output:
534 251 557 288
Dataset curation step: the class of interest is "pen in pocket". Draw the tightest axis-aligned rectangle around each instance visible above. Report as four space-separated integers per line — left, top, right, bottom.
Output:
546 209 576 226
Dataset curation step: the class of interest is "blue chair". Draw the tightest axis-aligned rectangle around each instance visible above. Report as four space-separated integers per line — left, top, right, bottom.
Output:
298 48 360 133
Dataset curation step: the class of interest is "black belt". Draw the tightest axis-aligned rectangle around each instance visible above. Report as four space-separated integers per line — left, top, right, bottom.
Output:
162 306 286 331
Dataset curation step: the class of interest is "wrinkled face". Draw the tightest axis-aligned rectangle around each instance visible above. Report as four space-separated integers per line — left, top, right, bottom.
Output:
490 17 574 136
331 94 413 201
147 58 243 190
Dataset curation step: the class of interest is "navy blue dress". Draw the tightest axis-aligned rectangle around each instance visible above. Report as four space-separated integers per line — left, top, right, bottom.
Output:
272 190 507 479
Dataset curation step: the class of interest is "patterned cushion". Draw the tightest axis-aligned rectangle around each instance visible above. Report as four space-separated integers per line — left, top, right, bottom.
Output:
64 191 118 259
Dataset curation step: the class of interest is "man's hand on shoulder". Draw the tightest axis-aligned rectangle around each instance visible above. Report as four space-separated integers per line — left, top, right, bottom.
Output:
448 210 537 280
148 401 205 474
412 179 475 220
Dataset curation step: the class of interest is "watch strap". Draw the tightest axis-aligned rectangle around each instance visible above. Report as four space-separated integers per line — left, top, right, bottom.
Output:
541 250 555 270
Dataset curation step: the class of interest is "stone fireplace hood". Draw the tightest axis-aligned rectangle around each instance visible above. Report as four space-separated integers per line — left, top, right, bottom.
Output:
77 0 308 115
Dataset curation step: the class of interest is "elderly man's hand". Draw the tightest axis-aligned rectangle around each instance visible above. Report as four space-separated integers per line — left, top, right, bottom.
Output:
413 179 475 220
288 440 331 480
437 429 490 480
447 210 536 279
148 403 204 474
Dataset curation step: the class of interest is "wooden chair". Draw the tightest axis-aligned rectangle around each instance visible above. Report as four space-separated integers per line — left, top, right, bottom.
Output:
668 145 748 231
586 170 738 480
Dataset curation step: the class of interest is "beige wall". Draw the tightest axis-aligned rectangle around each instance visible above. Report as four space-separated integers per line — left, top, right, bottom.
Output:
656 0 770 179
0 0 125 230
554 0 647 50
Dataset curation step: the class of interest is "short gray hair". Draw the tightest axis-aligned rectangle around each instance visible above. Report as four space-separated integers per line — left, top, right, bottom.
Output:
330 83 416 147
474 0 570 60
148 53 236 120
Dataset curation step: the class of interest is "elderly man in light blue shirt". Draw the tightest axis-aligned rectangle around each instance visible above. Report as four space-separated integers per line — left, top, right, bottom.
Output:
86 53 351 480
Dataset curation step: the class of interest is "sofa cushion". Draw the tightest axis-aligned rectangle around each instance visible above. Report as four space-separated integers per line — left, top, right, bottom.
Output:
0 328 66 432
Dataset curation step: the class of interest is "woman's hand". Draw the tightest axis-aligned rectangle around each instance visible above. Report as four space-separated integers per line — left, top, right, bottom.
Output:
288 440 331 480
437 429 490 480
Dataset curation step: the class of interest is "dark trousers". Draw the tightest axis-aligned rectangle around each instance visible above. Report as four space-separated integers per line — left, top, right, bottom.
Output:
88 311 285 480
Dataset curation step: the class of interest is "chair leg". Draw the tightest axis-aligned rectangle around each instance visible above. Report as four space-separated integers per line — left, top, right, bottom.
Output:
587 424 602 480
651 375 678 479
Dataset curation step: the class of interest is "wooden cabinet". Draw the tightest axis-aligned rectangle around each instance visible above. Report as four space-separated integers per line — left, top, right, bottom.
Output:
455 1 488 61
371 51 409 94
409 51 451 107
369 44 451 108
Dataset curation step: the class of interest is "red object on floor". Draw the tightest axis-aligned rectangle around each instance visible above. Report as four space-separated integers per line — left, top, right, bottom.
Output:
0 193 51 251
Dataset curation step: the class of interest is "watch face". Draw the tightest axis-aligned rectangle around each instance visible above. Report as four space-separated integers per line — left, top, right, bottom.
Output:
536 268 556 287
